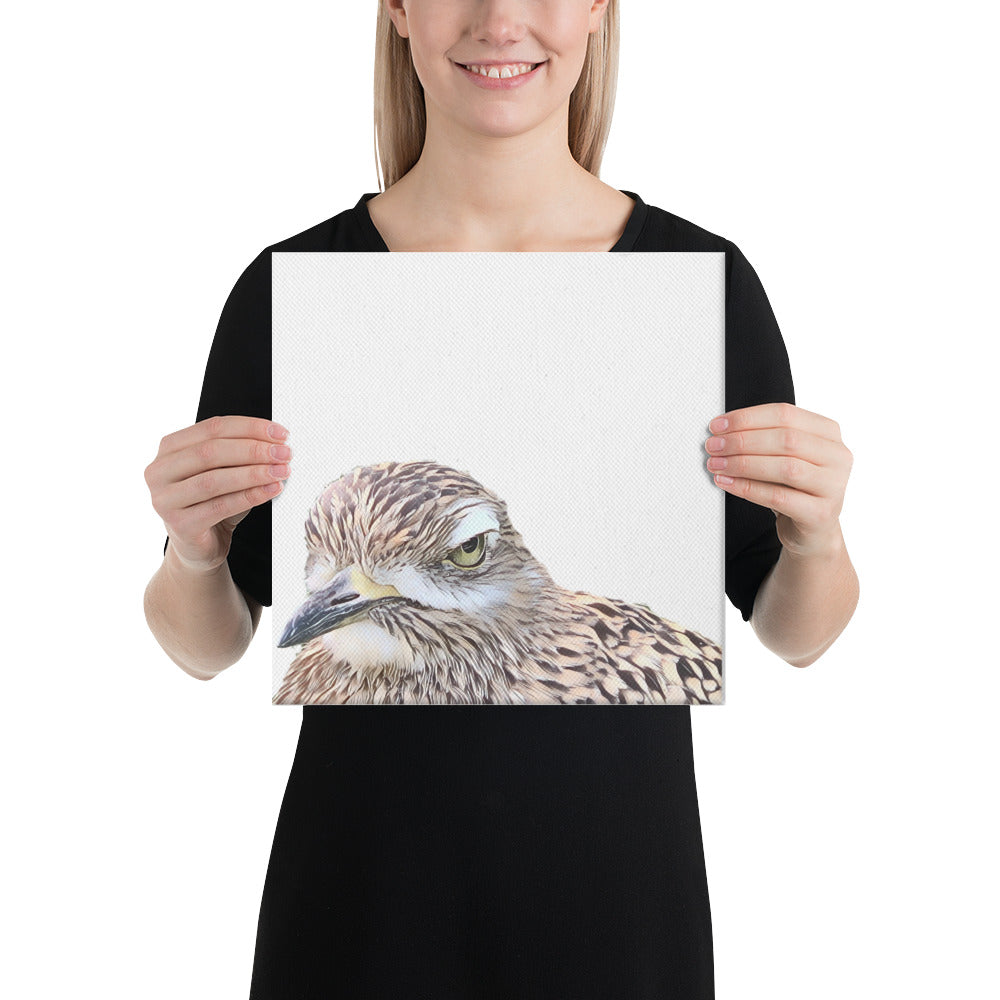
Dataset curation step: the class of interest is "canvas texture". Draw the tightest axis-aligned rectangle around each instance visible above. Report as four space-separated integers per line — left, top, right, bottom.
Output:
272 253 725 705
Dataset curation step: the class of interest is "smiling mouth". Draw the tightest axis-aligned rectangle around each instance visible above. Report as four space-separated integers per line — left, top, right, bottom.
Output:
457 61 546 78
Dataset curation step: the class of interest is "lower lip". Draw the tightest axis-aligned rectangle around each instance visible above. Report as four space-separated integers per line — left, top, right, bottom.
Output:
455 61 545 90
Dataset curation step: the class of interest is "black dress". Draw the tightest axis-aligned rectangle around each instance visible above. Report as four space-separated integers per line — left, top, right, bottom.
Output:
172 191 795 999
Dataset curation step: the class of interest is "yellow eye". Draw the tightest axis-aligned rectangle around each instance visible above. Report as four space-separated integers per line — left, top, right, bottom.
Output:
447 532 487 569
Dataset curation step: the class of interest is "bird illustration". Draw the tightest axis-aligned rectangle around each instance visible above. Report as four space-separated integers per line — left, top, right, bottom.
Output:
275 460 722 706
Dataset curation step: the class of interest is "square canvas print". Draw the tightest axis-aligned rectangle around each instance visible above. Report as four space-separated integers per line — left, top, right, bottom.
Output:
272 252 724 706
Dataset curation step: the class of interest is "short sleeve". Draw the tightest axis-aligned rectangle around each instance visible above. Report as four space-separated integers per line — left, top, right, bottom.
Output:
163 249 273 607
724 243 796 621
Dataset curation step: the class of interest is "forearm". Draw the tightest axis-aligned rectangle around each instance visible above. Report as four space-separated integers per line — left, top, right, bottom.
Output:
750 523 859 667
143 543 256 679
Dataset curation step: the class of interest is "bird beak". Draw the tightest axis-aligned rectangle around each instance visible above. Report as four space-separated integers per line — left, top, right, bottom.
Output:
277 565 403 648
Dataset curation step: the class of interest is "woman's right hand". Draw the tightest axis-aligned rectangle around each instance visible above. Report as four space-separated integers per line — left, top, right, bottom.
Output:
145 415 291 574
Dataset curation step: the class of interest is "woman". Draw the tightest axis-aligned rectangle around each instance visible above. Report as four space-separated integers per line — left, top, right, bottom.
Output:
144 2 858 996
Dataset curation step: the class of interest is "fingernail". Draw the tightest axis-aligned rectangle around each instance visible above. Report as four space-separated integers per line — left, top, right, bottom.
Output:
269 423 289 440
710 417 728 433
715 474 734 485
707 437 726 452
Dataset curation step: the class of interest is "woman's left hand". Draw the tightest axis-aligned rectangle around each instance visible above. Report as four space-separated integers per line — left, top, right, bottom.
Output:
704 402 853 558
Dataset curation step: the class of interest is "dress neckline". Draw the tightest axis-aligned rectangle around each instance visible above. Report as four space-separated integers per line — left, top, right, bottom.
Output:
354 189 646 252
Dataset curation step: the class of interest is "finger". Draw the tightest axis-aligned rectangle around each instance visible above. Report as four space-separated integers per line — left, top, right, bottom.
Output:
705 426 843 467
706 453 833 498
157 415 288 460
712 474 826 526
151 437 292 489
157 461 289 516
169 479 284 539
711 402 842 443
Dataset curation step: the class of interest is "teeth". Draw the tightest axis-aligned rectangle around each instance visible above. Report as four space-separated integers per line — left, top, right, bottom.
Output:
462 62 537 79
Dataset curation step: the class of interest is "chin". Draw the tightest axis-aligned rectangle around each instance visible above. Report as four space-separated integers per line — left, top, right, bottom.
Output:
320 619 416 672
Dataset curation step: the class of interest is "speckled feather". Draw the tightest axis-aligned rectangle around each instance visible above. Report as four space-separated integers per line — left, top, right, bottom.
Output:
274 461 722 706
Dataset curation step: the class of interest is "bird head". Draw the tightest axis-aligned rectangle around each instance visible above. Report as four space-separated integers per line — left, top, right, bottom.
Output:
278 461 555 669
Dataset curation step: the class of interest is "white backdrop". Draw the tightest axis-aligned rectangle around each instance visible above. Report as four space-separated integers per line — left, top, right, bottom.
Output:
272 253 724 699
3 1 996 998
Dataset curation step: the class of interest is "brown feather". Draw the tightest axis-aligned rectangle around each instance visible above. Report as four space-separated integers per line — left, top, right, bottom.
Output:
275 461 722 706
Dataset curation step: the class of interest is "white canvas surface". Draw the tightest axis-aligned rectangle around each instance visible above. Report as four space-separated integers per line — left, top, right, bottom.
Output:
272 252 724 704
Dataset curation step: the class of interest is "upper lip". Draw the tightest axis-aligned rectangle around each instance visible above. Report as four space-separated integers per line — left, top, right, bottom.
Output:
456 59 544 66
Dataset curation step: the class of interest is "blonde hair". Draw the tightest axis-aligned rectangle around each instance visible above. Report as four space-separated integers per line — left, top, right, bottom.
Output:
373 0 620 190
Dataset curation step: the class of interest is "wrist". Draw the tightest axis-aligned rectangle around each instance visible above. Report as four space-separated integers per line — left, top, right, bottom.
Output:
164 539 230 583
780 523 846 563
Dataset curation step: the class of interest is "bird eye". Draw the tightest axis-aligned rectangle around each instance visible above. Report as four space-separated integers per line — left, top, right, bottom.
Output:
447 532 488 569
